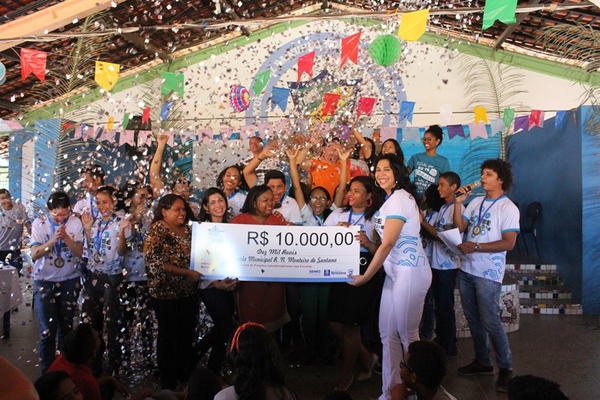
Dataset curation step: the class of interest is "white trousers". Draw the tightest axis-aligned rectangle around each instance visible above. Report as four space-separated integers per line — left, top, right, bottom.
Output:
378 264 432 400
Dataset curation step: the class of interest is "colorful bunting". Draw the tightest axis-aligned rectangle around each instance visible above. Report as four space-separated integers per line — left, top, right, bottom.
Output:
503 108 515 127
120 130 135 146
483 0 517 30
99 127 113 142
253 70 271 95
514 115 529 133
322 93 341 116
271 87 290 112
162 72 184 97
297 52 315 82
447 124 466 140
340 32 362 70
160 102 174 121
380 126 397 142
94 61 120 91
399 101 415 123
398 9 429 41
529 110 544 129
439 105 453 125
555 111 567 129
474 106 489 124
123 113 131 130
257 122 272 137
489 119 506 136
468 123 488 139
107 117 114 131
357 97 376 117
21 48 47 82
401 127 420 141
141 107 151 124
240 125 257 139
138 130 153 147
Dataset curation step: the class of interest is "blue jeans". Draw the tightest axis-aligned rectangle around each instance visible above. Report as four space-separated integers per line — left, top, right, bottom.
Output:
34 278 82 373
459 271 512 369
432 269 459 355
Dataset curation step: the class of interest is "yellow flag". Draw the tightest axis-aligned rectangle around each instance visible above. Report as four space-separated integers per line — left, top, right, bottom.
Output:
474 106 489 124
398 9 429 41
107 116 114 130
95 61 120 91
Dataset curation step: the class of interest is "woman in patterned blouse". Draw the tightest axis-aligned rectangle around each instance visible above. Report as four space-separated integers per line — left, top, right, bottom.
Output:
144 194 202 390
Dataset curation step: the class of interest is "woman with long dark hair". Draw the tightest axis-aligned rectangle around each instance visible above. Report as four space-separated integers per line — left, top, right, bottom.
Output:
144 194 202 389
324 175 384 392
197 187 238 374
350 154 432 400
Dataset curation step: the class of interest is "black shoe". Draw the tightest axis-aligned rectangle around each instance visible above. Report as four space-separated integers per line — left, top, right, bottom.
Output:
496 368 513 392
2 330 9 340
457 360 494 376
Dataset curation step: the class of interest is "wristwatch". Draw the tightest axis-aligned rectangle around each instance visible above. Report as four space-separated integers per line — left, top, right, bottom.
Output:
474 243 481 252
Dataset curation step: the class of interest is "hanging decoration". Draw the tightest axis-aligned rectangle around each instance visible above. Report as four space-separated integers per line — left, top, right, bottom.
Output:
94 61 120 91
369 34 402 66
0 62 5 85
162 72 185 98
357 97 376 117
399 101 416 123
253 70 271 95
340 32 362 70
483 0 518 30
230 85 250 112
398 9 429 41
529 110 544 129
474 106 489 124
322 93 341 116
271 87 290 112
297 52 315 82
20 48 47 82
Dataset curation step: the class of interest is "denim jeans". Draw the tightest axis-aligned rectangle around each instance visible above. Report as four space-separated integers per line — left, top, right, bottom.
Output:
432 269 459 355
459 271 512 369
34 277 82 373
197 287 235 374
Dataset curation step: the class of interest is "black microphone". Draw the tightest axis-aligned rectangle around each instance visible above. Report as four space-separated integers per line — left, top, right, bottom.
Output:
455 181 481 197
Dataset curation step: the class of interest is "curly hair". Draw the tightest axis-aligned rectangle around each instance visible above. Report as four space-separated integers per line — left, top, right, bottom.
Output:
481 158 514 192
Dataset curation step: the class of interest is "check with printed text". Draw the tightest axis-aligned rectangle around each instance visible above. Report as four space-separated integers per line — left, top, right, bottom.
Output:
190 222 360 282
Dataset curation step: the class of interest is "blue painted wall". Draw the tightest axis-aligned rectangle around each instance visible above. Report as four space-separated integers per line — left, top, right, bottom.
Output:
507 109 583 305
580 106 600 314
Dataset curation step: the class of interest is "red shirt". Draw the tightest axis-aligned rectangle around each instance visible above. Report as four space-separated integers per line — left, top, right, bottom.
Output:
48 354 101 400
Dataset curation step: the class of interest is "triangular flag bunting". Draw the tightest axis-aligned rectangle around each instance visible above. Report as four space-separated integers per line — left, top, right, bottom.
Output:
107 117 114 131
380 126 398 142
399 101 415 123
94 61 120 91
514 115 529 133
483 0 517 30
120 130 135 146
468 123 488 139
402 127 420 141
398 9 429 41
357 97 376 117
322 93 341 116
528 110 544 129
555 111 566 129
447 124 466 140
21 48 47 82
340 32 362 70
503 108 515 127
162 72 184 98
253 70 271 95
142 107 151 124
271 87 290 112
474 106 489 124
297 52 315 82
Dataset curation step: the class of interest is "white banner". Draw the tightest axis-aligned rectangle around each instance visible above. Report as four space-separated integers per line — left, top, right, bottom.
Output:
190 222 360 282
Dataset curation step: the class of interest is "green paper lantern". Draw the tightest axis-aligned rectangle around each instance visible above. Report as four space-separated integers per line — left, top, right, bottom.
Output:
369 34 402 67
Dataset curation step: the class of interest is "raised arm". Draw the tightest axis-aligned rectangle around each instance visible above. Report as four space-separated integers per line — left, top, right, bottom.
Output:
351 128 372 160
285 147 307 210
149 134 169 197
243 140 279 188
334 148 351 208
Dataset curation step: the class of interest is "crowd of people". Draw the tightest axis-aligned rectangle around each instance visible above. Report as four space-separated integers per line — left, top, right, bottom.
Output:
0 124 567 399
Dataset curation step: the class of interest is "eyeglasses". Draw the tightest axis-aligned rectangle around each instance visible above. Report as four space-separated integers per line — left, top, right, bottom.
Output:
400 360 414 373
310 196 328 202
422 137 435 142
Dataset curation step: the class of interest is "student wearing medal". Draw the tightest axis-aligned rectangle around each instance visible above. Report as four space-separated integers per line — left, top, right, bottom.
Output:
81 185 131 376
453 158 519 393
30 191 84 374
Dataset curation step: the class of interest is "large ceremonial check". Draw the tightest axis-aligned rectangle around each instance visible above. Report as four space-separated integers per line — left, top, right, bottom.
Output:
191 222 360 282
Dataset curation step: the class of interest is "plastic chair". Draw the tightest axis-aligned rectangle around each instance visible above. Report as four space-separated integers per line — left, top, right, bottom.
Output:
520 202 542 259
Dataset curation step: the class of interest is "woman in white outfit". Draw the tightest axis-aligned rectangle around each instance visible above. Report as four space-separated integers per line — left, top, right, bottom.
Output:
350 154 432 400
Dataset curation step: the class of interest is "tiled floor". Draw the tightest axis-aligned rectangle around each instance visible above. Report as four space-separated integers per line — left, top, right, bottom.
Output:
2 298 599 400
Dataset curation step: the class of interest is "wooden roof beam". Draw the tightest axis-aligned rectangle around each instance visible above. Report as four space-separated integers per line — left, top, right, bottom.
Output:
0 0 129 52
119 32 173 62
494 0 542 50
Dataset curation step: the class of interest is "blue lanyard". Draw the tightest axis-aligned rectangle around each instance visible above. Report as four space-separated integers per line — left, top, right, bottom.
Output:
48 217 66 257
348 210 365 226
312 212 324 226
90 196 99 221
475 196 504 228
94 216 113 251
